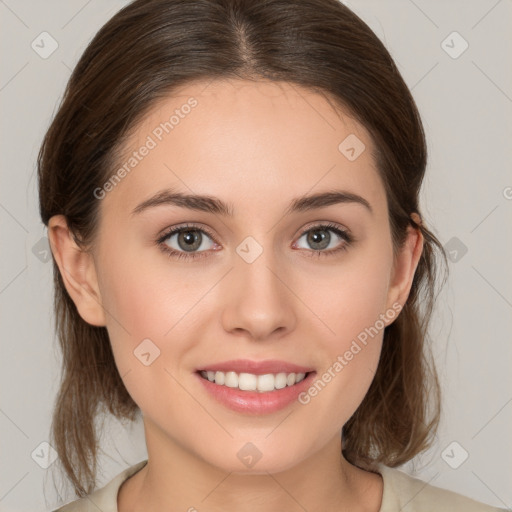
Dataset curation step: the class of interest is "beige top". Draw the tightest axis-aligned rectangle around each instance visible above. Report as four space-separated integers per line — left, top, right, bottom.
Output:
52 459 507 512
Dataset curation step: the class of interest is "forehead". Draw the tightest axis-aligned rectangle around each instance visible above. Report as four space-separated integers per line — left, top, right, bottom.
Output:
102 78 385 220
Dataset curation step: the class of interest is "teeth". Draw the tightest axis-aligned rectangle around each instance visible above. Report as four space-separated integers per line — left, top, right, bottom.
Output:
199 370 308 392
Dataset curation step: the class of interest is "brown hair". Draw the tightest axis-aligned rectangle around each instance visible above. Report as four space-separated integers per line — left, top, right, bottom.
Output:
38 0 448 497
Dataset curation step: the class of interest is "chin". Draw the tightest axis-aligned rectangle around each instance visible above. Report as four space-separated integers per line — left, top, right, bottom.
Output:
199 442 306 476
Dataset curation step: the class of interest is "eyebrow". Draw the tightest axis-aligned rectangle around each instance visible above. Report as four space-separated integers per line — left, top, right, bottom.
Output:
130 188 372 217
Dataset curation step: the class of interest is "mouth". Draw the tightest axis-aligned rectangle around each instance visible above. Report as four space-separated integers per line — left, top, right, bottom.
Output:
194 367 317 414
196 369 316 393
197 359 316 393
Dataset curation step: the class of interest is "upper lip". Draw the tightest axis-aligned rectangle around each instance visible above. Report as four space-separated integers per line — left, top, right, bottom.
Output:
196 359 315 375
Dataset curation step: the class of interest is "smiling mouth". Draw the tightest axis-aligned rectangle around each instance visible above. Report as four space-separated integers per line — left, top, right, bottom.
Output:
197 370 314 393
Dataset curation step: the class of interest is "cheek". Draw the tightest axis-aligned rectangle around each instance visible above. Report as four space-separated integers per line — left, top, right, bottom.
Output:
98 266 189 413
97 229 192 338
95 244 179 372
295 243 393 421
303 244 393 347
96 243 217 408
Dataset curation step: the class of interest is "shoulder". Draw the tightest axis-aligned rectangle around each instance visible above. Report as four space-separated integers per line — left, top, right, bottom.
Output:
50 460 148 512
377 463 508 512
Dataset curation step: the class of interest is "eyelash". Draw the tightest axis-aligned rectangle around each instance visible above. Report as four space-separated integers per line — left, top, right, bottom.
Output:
156 222 353 261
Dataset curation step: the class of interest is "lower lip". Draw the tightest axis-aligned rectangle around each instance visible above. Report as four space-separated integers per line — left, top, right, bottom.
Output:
195 371 317 414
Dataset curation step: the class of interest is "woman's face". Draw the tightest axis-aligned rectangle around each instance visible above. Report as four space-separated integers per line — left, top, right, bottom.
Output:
63 79 419 474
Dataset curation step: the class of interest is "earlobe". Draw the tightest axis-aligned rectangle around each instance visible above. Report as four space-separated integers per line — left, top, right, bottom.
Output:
47 215 106 327
386 215 424 315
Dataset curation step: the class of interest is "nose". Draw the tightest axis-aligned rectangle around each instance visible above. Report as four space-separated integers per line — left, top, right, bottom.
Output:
220 251 297 341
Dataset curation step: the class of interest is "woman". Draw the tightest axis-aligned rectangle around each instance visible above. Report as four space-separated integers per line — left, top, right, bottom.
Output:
39 0 505 510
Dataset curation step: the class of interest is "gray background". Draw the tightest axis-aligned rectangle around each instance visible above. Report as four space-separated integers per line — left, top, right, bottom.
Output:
1 0 511 510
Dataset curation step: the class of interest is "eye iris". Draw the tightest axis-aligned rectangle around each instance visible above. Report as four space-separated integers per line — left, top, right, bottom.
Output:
308 229 330 250
178 230 202 252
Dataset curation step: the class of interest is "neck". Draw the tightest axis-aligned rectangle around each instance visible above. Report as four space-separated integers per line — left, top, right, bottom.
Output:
118 418 383 512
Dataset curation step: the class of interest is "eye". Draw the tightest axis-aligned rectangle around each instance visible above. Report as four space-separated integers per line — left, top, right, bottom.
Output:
293 222 353 258
157 224 219 261
156 221 353 262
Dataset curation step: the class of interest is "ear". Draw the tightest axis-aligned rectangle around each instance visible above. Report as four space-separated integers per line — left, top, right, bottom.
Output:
47 215 106 327
385 213 424 313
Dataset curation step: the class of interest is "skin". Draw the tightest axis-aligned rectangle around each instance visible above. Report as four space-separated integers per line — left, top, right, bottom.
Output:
48 78 423 512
